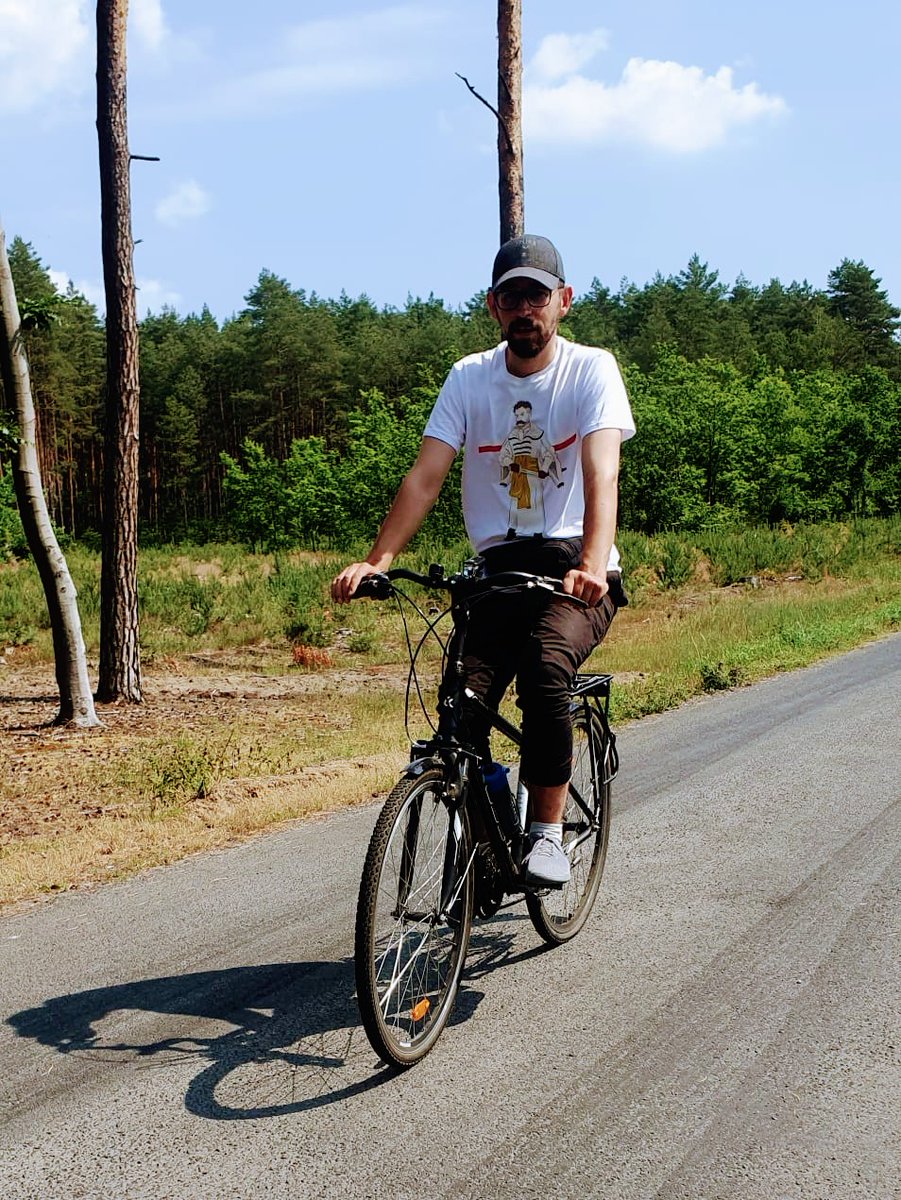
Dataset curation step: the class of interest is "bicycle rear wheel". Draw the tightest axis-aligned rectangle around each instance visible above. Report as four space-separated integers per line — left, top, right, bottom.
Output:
355 767 474 1067
526 706 611 945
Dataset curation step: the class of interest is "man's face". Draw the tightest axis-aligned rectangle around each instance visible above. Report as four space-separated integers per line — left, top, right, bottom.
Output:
514 405 531 426
487 278 573 359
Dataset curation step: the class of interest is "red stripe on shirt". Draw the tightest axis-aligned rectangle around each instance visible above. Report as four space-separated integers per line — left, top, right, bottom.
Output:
478 433 576 453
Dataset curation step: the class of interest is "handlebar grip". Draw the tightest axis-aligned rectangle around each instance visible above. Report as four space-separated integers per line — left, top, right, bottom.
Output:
351 573 392 600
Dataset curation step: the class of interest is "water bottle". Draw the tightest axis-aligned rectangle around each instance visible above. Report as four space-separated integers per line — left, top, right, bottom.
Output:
515 776 529 832
482 761 519 839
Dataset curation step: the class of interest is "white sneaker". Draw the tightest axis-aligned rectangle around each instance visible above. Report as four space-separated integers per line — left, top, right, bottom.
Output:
522 835 570 886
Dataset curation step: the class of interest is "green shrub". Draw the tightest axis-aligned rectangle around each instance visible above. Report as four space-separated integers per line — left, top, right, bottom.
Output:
697 525 798 585
139 574 225 636
146 736 217 810
699 661 745 691
268 559 333 647
655 533 696 589
347 632 375 653
0 471 27 559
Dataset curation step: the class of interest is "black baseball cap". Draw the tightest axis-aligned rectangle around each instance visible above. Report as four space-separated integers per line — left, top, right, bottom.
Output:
491 234 565 292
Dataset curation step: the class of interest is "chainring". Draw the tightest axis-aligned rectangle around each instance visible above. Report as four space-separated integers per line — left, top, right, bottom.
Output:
473 843 505 918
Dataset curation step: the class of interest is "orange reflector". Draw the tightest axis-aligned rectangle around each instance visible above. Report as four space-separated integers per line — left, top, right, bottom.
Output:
410 998 431 1021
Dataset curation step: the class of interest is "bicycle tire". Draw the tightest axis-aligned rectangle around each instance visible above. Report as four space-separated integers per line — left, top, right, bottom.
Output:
526 706 611 944
355 767 474 1067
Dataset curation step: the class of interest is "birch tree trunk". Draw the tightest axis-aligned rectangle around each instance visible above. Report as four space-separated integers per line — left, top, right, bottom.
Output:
497 0 524 244
96 0 142 703
0 223 101 727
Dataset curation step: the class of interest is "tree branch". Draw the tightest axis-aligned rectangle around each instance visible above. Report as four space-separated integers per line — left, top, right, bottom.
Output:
455 73 515 155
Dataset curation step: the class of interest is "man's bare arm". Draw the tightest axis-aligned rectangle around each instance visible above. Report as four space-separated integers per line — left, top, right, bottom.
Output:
562 427 622 606
331 437 457 603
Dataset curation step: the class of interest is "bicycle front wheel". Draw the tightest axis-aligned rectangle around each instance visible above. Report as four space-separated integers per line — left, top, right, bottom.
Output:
526 706 611 944
355 767 474 1068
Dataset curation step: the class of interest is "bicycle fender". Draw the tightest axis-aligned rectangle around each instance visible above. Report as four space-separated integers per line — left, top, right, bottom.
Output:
401 756 445 779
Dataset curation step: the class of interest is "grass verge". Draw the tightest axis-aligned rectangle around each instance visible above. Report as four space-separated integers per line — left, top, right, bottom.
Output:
600 574 900 721
1 518 899 908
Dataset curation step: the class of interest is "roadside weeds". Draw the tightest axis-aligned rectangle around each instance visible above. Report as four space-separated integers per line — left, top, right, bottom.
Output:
2 567 899 909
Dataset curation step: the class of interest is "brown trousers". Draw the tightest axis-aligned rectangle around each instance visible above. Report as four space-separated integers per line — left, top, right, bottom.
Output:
442 537 624 787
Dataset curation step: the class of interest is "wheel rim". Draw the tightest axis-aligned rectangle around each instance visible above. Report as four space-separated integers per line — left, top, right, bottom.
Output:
368 781 470 1055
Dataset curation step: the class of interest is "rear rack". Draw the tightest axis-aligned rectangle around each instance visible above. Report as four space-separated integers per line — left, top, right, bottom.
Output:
571 673 613 698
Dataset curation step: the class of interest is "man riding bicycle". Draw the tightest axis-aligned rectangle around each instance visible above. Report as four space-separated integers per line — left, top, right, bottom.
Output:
332 235 635 886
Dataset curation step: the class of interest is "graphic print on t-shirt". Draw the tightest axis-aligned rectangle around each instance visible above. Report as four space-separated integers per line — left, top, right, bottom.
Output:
425 340 634 557
496 401 566 537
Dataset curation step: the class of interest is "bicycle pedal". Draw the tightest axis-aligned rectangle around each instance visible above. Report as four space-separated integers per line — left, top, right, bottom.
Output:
522 874 565 893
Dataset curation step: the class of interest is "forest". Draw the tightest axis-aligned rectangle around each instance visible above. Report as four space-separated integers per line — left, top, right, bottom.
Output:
1 235 899 556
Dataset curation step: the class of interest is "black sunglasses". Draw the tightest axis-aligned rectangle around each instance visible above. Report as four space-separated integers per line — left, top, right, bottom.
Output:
493 283 559 311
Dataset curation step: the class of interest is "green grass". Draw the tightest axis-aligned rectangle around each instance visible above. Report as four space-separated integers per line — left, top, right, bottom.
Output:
2 518 898 908
2 517 899 700
598 574 900 723
109 689 407 818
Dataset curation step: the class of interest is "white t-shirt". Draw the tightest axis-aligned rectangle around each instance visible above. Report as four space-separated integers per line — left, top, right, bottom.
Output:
424 338 635 571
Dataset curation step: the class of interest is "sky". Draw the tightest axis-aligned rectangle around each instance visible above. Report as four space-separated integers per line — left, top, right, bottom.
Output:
1 0 900 322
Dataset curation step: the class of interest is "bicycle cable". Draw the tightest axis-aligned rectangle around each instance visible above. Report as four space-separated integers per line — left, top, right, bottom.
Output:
380 573 566 744
386 585 453 741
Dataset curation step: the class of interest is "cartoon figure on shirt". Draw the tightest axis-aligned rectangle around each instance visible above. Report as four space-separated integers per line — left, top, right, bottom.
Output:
498 401 564 536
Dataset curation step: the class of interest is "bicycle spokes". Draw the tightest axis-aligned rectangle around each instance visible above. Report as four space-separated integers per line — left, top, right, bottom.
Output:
357 773 474 1060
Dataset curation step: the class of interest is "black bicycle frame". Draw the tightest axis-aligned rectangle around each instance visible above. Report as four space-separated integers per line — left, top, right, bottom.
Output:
370 565 617 898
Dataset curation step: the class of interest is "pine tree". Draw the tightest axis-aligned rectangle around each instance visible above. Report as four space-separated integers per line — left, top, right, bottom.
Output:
827 259 901 373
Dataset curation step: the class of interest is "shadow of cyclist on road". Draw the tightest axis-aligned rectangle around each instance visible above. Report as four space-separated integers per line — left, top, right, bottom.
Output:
7 918 540 1119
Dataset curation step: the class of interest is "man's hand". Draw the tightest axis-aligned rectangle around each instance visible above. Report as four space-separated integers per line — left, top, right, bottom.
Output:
563 568 609 607
331 562 380 604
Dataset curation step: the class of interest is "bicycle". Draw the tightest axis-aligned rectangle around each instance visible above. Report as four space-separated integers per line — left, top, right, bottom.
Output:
351 558 619 1068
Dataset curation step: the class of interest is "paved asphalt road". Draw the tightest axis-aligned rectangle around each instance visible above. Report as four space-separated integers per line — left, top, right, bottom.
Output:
1 635 898 1200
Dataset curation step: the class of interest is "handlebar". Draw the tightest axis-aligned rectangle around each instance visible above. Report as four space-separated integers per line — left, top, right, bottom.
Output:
351 565 583 604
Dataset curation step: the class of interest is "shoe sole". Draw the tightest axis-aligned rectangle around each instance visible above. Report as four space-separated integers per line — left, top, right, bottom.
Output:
523 871 568 890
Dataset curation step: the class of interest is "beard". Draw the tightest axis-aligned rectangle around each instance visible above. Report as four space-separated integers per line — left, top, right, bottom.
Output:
506 320 553 359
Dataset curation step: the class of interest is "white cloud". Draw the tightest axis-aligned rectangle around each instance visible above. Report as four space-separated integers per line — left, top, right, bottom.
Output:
525 37 787 153
211 5 449 113
531 30 609 83
155 181 211 227
0 0 178 115
47 269 71 294
48 269 105 310
131 0 168 52
136 277 181 315
0 0 91 114
47 269 178 315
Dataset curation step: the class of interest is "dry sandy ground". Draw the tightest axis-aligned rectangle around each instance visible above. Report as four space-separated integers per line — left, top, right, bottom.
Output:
1 653 411 875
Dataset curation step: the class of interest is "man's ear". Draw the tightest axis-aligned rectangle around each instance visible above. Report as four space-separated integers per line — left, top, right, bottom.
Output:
486 289 500 322
559 285 574 317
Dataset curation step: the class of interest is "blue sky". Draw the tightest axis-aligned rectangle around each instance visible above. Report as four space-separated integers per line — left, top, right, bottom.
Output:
2 1 899 321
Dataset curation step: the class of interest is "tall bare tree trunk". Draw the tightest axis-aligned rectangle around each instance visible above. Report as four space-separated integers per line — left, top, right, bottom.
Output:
497 0 524 244
0 223 100 728
96 0 142 703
